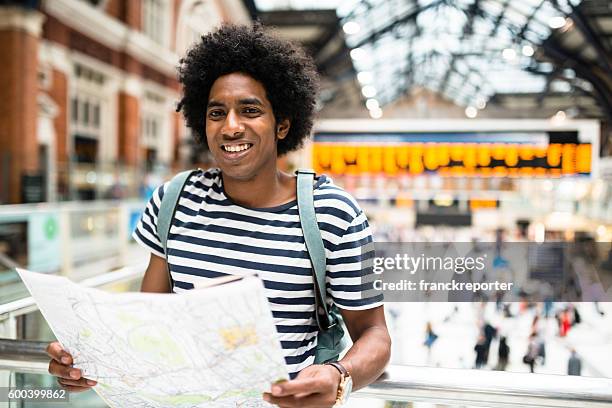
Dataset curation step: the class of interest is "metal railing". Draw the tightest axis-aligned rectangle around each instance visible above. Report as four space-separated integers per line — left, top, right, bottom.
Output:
0 264 146 339
0 264 146 318
357 365 612 407
0 264 146 380
0 339 48 375
0 199 147 290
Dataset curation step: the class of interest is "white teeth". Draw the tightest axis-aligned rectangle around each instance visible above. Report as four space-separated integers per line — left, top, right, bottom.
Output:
224 144 251 152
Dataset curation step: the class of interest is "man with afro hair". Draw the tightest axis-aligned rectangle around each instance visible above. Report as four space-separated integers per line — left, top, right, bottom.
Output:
47 24 390 407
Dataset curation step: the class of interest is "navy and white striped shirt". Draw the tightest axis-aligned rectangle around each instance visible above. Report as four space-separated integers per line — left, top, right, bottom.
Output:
132 168 382 378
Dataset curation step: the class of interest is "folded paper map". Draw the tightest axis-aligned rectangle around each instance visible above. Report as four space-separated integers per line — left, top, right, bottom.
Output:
17 268 288 407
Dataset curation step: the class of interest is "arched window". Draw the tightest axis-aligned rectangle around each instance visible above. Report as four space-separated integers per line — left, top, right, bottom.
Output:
176 0 223 55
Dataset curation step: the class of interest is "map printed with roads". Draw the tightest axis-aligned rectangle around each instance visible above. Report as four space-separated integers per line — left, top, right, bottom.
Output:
17 269 289 407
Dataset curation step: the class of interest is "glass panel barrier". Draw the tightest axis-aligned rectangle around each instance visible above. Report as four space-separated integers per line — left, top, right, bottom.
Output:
0 201 148 306
1 370 106 407
0 265 145 340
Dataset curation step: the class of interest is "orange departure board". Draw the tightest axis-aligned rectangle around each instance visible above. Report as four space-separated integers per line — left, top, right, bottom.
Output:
311 143 591 177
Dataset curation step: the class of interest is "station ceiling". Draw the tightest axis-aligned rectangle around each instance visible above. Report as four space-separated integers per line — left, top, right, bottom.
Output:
247 0 612 124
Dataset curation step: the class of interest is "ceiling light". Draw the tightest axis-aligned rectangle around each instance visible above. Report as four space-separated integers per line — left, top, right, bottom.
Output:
502 48 517 61
366 98 379 110
551 110 566 125
476 97 487 110
361 85 377 98
548 16 567 29
343 21 360 35
564 68 576 79
465 106 477 118
357 71 373 84
350 48 367 61
433 194 454 207
369 107 383 119
534 222 545 243
597 225 608 239
522 45 534 57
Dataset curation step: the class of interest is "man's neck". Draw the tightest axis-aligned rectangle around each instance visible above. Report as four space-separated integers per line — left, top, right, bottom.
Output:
222 166 295 208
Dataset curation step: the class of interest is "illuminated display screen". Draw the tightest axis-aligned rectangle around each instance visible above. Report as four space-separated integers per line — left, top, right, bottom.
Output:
311 132 591 177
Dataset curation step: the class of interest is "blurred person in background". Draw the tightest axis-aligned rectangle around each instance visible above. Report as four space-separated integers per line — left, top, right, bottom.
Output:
531 314 541 336
424 321 438 363
523 333 539 373
104 171 126 200
138 174 155 200
482 321 498 365
530 314 546 365
560 306 574 337
535 333 546 366
567 348 582 376
543 297 554 319
495 336 510 371
474 334 488 369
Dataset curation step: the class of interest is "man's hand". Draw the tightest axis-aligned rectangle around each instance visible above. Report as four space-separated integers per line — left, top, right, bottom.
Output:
263 364 341 408
46 341 97 392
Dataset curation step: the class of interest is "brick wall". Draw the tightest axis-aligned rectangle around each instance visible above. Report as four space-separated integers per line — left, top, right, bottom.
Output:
125 0 142 31
118 92 140 166
105 0 122 22
105 0 142 31
49 69 68 165
0 28 40 203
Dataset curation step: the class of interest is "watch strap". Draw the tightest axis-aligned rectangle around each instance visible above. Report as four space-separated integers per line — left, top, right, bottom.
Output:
325 361 349 378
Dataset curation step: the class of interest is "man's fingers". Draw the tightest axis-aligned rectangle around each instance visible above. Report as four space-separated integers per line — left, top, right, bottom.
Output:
45 342 62 359
46 342 72 365
57 379 91 393
57 377 96 387
263 393 299 408
263 392 333 408
56 376 96 387
48 360 82 380
271 377 321 397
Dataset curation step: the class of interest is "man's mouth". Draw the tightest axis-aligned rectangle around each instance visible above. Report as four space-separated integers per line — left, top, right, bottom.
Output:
221 143 253 153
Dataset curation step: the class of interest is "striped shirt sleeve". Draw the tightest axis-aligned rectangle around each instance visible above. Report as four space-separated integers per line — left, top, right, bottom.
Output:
326 210 384 310
132 183 167 258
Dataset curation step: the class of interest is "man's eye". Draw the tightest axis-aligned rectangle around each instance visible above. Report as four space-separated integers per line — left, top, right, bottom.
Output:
243 108 260 114
209 110 224 118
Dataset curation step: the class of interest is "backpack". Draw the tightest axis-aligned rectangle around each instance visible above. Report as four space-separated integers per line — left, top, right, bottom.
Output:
157 168 347 364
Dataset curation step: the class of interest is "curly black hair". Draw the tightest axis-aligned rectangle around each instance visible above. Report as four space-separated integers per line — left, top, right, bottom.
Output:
177 23 320 156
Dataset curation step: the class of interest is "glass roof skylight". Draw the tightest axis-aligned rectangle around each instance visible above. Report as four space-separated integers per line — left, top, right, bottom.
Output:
256 0 583 110
339 0 582 109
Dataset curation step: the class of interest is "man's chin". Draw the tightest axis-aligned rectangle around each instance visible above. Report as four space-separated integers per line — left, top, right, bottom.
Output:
219 166 258 182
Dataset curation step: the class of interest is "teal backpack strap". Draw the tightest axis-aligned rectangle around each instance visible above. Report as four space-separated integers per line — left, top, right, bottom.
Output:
157 169 197 290
296 169 334 331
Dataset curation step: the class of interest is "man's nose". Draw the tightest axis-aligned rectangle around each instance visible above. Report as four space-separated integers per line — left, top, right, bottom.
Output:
221 110 245 137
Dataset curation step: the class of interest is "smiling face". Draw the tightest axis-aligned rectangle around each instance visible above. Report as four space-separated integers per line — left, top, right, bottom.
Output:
205 72 290 182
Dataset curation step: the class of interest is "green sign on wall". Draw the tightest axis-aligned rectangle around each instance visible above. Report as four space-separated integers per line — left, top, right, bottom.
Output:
28 213 61 272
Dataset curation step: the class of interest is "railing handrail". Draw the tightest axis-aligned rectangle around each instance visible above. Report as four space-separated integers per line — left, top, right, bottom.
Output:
0 199 145 217
0 357 610 407
0 263 146 317
357 364 612 407
0 252 20 270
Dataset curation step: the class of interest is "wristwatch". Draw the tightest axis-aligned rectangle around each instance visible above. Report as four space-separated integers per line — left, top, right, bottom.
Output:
325 361 353 406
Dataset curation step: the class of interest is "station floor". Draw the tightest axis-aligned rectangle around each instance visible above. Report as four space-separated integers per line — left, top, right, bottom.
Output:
385 301 612 378
348 301 612 407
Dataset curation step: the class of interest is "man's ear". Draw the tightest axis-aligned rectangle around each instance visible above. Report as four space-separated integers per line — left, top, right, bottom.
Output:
276 119 291 140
